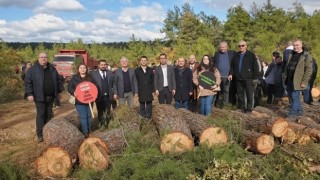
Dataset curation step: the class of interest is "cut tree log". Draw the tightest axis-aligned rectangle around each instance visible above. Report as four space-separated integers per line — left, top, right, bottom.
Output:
93 105 142 154
311 87 320 98
242 130 275 154
245 117 289 138
78 137 110 171
152 104 194 153
55 110 80 128
297 116 320 130
252 106 276 118
99 121 140 154
288 122 320 143
177 108 228 147
36 120 85 178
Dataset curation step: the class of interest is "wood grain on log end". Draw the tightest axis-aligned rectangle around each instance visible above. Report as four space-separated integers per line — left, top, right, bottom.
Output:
78 137 110 171
256 134 275 154
160 132 194 154
297 134 311 145
199 127 228 147
311 87 320 98
282 128 296 144
272 117 289 138
36 147 72 178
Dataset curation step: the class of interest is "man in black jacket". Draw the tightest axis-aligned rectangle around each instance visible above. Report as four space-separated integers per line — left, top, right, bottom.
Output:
25 52 63 142
228 40 259 113
212 41 235 107
135 56 154 119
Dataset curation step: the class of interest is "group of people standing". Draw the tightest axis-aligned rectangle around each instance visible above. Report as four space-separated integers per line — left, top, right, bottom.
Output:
24 38 316 142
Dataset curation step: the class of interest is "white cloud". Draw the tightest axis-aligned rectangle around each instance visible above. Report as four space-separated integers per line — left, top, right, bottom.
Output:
95 9 116 19
34 0 85 13
118 3 164 24
0 0 38 8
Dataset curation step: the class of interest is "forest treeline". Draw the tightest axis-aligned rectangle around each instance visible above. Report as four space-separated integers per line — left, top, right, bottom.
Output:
1 0 320 102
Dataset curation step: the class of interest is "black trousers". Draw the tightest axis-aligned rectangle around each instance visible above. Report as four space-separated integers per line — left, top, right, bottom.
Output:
96 95 111 125
35 96 54 138
158 87 172 104
139 101 152 119
236 79 253 111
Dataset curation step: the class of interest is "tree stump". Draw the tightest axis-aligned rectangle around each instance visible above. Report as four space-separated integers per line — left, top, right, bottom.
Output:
78 137 110 171
152 105 194 153
36 120 84 177
245 117 288 138
242 130 275 154
177 108 228 147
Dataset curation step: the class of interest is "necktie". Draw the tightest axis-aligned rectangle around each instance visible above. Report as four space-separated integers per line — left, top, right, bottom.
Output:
103 71 106 79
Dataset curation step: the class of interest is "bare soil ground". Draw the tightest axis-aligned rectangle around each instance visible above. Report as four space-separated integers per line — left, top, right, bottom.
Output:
0 92 75 177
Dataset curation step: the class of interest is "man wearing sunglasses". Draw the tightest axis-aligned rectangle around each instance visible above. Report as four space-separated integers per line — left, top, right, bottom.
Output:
228 40 259 114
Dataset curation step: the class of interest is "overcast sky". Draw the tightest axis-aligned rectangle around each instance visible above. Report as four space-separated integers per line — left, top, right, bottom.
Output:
0 0 319 43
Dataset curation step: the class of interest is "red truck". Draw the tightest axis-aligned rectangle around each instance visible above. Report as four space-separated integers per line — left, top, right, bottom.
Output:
53 50 99 80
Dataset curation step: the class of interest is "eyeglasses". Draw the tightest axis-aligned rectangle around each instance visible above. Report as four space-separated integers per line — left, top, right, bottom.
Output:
238 44 246 47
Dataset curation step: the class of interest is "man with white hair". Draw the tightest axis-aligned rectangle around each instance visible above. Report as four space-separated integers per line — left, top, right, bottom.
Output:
212 41 235 108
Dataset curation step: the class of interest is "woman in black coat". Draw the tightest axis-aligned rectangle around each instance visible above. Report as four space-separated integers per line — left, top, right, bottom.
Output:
174 57 193 109
68 64 94 137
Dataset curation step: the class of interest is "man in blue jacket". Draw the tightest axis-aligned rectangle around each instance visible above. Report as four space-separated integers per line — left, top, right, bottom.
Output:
25 52 63 142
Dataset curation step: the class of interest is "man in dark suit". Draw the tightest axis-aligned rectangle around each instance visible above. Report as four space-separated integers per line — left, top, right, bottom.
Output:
212 41 235 108
25 52 64 142
90 60 114 130
228 40 259 113
135 56 154 119
154 53 176 104
113 56 138 108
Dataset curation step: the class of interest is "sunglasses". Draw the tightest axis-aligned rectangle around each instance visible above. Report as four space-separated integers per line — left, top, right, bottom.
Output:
238 44 246 47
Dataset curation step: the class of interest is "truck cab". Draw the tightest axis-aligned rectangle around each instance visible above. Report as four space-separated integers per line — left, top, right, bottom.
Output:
53 53 83 81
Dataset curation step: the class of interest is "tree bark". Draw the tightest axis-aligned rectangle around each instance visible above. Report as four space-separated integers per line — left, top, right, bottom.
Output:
36 120 84 178
245 117 288 138
78 137 110 171
297 116 320 130
177 108 228 147
152 104 194 153
288 122 320 143
242 130 275 154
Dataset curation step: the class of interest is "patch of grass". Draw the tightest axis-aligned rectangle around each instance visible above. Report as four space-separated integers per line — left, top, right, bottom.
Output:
0 162 28 180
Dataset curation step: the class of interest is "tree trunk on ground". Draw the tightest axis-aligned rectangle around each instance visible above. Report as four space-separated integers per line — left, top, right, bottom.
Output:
297 116 320 130
242 130 275 154
36 120 85 178
152 104 194 154
252 106 276 118
177 108 228 147
98 121 140 154
54 110 80 128
78 137 110 171
245 117 288 138
311 87 320 98
288 122 320 143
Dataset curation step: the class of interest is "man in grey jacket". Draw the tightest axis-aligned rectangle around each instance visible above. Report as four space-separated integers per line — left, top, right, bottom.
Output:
113 56 138 108
284 39 313 120
154 53 176 104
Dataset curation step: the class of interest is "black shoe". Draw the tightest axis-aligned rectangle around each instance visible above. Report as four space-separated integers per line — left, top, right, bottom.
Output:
286 115 297 122
84 133 89 138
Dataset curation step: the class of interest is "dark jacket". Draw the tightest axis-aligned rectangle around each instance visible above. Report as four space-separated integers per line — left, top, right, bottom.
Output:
154 64 176 92
135 66 154 102
174 67 193 101
68 74 93 105
90 69 114 100
113 68 138 98
24 62 63 102
229 50 260 80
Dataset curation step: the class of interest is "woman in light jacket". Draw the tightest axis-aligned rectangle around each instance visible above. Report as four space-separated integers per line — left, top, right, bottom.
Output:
193 55 221 116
